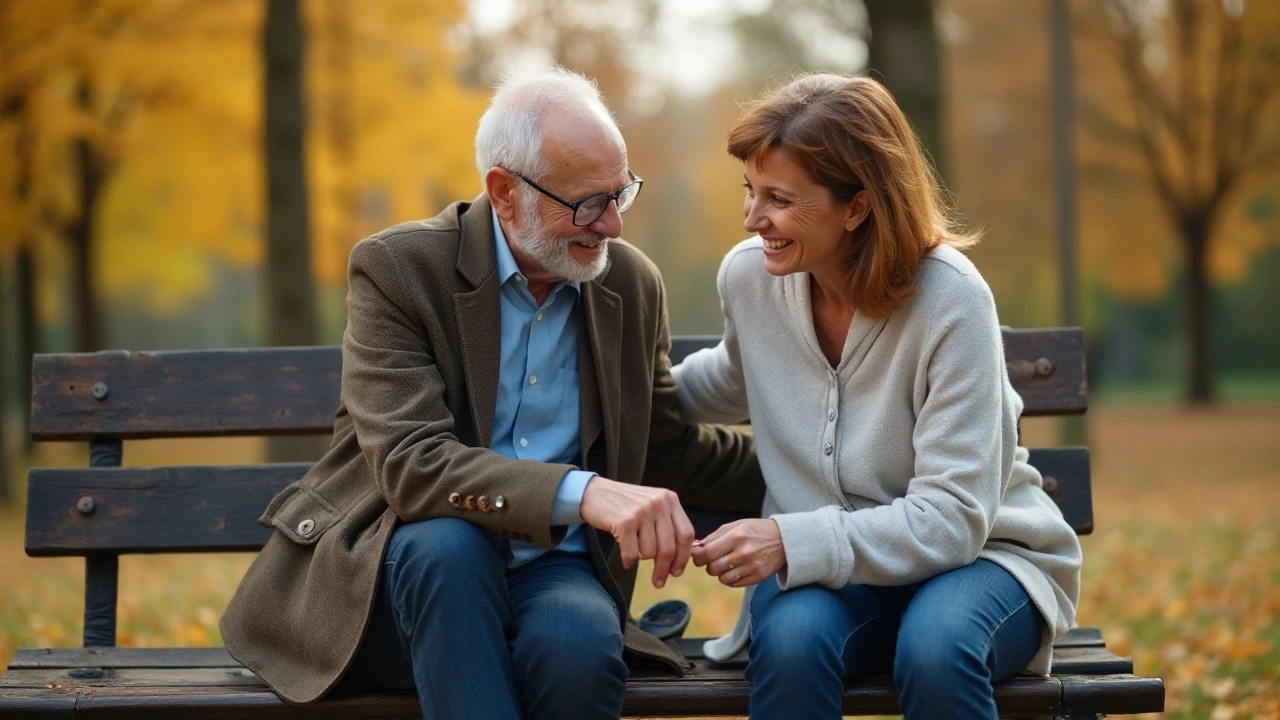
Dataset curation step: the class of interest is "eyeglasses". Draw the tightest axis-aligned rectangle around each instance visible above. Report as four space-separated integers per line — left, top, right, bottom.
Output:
509 169 643 227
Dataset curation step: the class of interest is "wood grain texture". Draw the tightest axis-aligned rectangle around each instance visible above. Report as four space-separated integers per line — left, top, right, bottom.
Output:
23 450 1090 556
29 329 1086 441
30 347 342 441
0 663 1164 718
24 465 308 556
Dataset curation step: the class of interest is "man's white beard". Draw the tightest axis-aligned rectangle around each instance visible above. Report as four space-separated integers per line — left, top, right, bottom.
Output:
511 191 609 283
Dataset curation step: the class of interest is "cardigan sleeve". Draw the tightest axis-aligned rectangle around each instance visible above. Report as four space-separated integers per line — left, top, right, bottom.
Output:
775 271 1014 589
672 246 751 424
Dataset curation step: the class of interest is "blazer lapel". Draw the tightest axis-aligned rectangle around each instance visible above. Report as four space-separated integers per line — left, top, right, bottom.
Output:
580 279 622 477
453 196 501 447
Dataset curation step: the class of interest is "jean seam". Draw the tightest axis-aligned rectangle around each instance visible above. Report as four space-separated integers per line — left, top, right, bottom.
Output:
838 612 892 667
977 596 1032 667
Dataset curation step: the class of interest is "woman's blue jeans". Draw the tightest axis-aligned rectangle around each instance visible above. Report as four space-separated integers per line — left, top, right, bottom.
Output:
746 558 1044 720
347 518 627 720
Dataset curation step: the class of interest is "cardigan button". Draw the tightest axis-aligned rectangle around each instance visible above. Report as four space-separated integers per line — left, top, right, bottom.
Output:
823 442 833 456
828 409 836 422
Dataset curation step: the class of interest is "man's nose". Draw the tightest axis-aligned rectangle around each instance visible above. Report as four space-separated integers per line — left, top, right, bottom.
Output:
588 199 624 238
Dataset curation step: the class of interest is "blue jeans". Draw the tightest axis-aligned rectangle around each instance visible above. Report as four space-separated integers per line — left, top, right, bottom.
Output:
746 558 1044 720
348 518 627 720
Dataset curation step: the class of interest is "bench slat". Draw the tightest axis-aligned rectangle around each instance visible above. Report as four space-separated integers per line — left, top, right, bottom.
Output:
30 348 342 441
29 329 1085 441
24 465 307 556
7 626 1126 674
0 663 1164 718
24 448 1091 556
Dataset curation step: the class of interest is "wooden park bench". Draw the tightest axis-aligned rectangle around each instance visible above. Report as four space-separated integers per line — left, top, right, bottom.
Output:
0 328 1164 718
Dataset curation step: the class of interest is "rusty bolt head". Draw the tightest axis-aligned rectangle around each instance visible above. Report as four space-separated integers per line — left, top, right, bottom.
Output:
91 382 109 401
1033 358 1055 378
77 496 96 515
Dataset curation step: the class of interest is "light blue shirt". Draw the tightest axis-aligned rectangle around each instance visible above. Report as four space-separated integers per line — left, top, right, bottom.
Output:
490 211 594 565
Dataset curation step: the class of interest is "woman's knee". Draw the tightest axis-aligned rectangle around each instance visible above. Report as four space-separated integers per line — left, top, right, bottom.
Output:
750 586 852 670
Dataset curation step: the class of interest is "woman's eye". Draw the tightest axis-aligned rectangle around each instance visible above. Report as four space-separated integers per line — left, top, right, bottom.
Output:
771 196 792 207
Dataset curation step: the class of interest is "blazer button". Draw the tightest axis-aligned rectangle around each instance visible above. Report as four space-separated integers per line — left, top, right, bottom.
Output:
494 495 507 512
297 519 315 536
477 495 492 512
464 495 477 510
448 492 462 508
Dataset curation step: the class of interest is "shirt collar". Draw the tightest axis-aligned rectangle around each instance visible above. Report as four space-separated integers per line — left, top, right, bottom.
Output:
491 208 581 298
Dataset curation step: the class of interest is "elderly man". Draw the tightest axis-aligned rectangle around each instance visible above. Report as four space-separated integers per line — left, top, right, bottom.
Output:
220 68 762 720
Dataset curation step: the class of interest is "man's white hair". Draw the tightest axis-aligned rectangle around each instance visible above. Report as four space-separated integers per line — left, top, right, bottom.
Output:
474 65 621 182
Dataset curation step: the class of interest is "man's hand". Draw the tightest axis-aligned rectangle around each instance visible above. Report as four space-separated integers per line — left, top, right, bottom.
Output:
579 478 695 589
690 518 785 588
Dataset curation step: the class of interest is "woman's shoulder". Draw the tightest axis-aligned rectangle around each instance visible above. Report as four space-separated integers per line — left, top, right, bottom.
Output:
715 236 772 289
915 244 994 305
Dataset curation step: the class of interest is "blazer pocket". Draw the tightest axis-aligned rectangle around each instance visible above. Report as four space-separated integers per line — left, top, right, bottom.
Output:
268 484 345 546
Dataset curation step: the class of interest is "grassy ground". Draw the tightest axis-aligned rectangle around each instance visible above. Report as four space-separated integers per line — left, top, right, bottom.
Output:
1 405 1278 719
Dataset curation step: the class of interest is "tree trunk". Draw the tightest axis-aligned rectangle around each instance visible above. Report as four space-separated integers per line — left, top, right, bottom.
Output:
264 0 323 462
70 78 106 352
264 0 317 349
863 0 945 177
17 244 36 452
0 263 10 506
1184 216 1214 404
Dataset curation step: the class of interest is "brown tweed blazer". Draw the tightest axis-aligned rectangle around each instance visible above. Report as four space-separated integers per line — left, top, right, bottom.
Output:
219 196 763 704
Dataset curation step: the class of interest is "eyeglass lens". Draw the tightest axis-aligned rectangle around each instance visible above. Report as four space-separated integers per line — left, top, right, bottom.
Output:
575 181 641 226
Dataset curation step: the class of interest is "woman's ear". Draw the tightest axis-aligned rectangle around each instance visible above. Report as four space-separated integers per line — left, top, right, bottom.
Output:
844 190 871 232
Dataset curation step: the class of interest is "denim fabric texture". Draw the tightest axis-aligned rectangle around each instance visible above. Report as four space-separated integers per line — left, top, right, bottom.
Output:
745 558 1044 720
350 518 627 719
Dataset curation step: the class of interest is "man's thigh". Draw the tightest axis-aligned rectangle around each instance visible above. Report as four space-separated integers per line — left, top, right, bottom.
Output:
506 551 623 655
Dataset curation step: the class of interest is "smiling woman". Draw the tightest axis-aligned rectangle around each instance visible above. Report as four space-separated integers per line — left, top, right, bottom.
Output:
676 74 1082 720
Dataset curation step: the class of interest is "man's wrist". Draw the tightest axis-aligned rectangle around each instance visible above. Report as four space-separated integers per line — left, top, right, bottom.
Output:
551 470 597 525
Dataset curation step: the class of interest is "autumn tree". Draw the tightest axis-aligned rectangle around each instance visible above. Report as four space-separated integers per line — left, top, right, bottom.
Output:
1079 0 1280 404
865 0 943 174
264 0 318 350
727 0 943 173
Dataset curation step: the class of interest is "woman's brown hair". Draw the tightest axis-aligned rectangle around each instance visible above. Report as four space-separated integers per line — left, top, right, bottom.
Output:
727 74 978 318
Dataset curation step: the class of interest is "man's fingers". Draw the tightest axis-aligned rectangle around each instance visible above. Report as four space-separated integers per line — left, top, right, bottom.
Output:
671 508 695 577
650 510 675 588
616 523 640 569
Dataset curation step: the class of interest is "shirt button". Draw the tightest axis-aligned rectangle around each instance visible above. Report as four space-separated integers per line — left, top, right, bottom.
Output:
535 312 543 322
528 375 537 385
519 437 529 448
828 409 836 422
824 442 833 456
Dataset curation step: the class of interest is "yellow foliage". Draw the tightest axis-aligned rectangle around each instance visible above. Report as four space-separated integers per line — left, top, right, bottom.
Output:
1 0 484 316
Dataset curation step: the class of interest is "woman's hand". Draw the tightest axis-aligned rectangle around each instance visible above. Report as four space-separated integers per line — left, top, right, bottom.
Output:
690 518 786 587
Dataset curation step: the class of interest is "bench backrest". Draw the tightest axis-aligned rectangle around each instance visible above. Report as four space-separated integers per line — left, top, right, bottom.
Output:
26 328 1089 646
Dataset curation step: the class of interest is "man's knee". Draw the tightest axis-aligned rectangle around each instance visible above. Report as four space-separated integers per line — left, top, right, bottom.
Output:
387 518 497 569
383 518 505 607
521 591 624 674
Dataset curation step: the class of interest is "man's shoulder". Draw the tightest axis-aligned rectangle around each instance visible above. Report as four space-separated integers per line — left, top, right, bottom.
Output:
361 200 470 249
599 238 663 294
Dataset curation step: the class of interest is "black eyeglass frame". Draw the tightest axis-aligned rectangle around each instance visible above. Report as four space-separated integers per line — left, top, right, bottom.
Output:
508 169 643 227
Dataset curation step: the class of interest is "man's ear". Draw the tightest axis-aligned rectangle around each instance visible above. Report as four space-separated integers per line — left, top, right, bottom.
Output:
486 167 518 223
844 190 871 232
